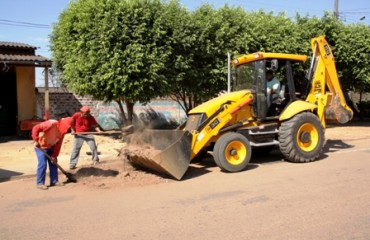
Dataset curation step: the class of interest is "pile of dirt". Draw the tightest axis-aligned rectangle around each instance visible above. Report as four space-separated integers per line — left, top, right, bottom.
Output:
123 144 162 163
63 156 173 190
61 133 173 189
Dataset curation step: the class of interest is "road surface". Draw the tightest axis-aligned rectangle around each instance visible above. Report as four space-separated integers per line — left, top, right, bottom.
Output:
1 123 370 239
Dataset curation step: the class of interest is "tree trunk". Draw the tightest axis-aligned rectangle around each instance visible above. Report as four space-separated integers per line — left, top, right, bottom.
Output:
188 95 193 111
125 99 135 125
115 99 127 127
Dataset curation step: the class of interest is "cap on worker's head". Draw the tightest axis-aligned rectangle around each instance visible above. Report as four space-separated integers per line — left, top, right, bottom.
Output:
80 106 90 113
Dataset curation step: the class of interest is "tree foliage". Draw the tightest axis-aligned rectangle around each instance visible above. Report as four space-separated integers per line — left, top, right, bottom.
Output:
51 0 175 123
335 24 370 91
51 0 370 124
172 5 250 112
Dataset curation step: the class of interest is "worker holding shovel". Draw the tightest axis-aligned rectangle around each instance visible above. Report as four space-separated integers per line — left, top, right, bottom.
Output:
69 106 102 169
32 117 74 190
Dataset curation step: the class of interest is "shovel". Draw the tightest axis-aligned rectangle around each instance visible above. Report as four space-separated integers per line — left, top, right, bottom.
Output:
73 125 134 136
37 147 77 183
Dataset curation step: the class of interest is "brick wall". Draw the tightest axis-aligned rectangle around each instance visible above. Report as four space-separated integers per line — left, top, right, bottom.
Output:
36 92 99 119
36 91 187 129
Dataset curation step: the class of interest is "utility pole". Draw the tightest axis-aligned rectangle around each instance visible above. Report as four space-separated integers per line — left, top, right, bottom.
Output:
334 0 339 19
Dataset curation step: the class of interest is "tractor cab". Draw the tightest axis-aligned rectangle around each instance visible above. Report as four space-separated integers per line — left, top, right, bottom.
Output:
232 52 308 121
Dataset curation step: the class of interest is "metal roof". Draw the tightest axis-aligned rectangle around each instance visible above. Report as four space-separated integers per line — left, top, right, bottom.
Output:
0 53 50 63
0 41 37 49
0 41 51 66
0 53 51 67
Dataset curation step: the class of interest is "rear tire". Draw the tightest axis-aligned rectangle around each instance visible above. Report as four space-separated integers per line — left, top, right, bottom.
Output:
213 132 252 172
279 112 324 163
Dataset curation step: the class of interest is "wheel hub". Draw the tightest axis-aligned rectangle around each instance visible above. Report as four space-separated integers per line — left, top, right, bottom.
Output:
230 149 237 156
300 131 311 143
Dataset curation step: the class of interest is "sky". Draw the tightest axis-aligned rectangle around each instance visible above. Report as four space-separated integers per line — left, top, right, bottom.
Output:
0 0 369 85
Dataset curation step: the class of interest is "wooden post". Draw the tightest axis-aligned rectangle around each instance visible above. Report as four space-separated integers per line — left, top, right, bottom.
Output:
44 66 50 120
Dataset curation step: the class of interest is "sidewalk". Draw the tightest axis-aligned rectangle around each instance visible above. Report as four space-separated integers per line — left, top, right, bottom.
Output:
0 134 124 183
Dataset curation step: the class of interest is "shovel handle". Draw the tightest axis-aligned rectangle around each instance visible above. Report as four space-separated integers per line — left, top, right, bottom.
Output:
36 147 68 175
73 130 122 135
72 125 134 135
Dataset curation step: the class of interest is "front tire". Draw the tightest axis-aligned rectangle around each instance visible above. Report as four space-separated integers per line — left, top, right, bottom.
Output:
279 112 324 163
213 132 252 172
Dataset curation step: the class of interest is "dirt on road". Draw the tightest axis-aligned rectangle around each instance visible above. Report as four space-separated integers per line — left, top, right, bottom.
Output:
1 121 370 189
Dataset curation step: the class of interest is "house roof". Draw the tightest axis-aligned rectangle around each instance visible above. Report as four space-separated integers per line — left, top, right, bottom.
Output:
0 54 51 64
0 41 37 49
0 41 51 67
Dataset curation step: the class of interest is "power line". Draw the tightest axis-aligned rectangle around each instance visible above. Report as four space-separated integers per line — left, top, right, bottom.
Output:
342 7 370 12
341 11 370 14
0 19 50 29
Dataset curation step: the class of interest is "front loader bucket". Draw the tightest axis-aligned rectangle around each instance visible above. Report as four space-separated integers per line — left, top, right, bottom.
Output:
126 130 192 180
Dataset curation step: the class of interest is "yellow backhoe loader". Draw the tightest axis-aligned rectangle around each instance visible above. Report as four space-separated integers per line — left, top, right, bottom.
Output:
127 36 353 180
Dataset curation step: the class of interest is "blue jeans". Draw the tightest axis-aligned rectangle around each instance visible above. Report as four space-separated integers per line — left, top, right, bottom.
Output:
35 148 58 185
70 134 99 167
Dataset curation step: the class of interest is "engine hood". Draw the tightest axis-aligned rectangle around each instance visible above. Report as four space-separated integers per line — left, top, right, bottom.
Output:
188 90 253 117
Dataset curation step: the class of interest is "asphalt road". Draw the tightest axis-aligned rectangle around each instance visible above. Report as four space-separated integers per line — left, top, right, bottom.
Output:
1 136 370 240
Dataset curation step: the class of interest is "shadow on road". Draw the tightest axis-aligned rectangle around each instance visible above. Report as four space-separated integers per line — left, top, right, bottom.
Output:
0 169 24 183
323 139 354 154
251 148 284 164
182 157 215 180
75 167 119 178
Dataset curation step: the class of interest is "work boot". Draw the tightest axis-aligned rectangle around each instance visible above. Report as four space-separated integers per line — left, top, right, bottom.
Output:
70 165 77 170
50 182 65 187
37 185 48 190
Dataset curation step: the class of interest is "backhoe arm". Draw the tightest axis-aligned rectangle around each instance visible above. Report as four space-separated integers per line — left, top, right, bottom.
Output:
305 36 353 125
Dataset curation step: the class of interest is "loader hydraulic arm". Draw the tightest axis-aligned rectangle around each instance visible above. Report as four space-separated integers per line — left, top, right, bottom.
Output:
305 36 353 125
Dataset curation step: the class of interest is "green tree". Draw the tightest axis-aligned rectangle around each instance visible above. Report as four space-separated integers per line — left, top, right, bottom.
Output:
243 11 301 53
171 5 249 112
335 23 370 91
51 0 175 124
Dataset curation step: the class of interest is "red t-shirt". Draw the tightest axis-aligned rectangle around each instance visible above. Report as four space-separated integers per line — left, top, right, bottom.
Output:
72 112 98 133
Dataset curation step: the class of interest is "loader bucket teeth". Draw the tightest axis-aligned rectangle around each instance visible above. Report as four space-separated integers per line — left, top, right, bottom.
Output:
127 130 192 180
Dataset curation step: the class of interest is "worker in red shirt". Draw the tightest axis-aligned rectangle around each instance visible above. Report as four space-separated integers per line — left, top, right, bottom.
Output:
32 117 73 190
69 106 102 169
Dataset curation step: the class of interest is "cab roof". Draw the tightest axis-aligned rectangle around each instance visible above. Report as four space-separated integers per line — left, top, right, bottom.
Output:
233 52 308 66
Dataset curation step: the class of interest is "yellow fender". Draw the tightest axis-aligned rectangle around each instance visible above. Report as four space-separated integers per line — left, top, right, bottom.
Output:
279 100 317 121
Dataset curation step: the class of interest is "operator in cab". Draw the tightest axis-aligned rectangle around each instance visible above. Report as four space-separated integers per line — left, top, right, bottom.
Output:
266 69 281 107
